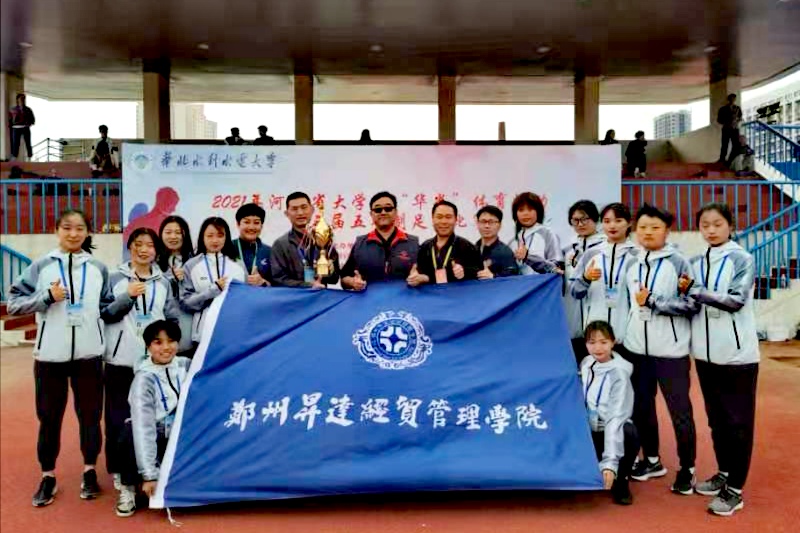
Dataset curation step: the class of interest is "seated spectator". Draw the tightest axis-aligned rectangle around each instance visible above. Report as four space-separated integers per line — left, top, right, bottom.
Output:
600 130 619 145
729 135 755 176
252 125 275 145
360 129 373 143
225 128 245 146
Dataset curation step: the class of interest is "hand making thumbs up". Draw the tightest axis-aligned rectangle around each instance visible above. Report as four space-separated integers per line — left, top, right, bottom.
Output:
635 283 650 307
584 257 602 282
49 280 67 302
452 260 465 280
406 263 427 287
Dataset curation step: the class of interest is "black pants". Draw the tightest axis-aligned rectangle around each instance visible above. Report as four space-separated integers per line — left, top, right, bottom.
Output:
118 421 168 486
592 421 640 480
627 156 646 174
628 353 696 469
34 358 104 472
720 126 740 163
104 364 135 474
10 127 32 158
695 360 758 490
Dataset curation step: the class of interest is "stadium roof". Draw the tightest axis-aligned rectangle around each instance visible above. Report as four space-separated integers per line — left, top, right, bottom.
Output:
2 0 799 104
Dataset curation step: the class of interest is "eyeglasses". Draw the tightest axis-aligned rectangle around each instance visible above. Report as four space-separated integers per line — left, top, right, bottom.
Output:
478 219 500 226
372 206 395 214
570 217 592 226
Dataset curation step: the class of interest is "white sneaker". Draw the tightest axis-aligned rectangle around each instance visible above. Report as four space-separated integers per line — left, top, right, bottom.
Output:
112 473 121 491
115 486 136 518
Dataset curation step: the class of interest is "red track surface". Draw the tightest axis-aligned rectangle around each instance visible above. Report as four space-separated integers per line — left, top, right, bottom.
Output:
2 344 799 533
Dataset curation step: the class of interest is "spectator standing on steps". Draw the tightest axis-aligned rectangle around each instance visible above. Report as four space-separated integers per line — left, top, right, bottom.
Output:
9 93 35 160
252 125 275 145
625 131 647 178
225 128 245 146
717 94 742 165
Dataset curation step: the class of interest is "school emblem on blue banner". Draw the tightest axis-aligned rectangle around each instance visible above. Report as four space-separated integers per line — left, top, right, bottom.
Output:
152 276 603 509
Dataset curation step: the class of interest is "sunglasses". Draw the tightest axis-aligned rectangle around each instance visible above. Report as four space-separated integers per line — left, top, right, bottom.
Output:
372 206 396 214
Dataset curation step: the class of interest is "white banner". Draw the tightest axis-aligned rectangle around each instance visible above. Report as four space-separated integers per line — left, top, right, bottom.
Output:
122 145 620 261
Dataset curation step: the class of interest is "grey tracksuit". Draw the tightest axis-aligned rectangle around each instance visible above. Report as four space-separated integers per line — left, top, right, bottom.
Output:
162 254 196 354
508 223 563 275
563 233 606 338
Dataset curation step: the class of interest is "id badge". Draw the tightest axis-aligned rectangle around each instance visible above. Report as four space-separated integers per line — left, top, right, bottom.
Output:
66 303 83 327
707 306 721 319
435 268 448 284
303 266 315 284
605 287 618 308
638 306 652 322
135 313 153 336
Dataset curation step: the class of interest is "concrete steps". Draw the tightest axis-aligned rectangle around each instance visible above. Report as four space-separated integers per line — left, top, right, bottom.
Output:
0 303 36 347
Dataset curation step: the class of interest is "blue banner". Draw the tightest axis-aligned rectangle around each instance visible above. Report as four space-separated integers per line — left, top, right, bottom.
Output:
154 276 603 508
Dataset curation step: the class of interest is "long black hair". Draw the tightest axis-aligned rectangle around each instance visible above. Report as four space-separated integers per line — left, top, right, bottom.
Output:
196 217 237 259
56 209 95 253
157 215 194 271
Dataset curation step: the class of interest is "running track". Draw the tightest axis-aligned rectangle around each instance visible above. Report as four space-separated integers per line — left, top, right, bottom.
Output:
2 344 798 533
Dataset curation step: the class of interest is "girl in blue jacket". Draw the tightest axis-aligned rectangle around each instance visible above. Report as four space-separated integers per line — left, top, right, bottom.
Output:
688 203 759 517
8 210 131 507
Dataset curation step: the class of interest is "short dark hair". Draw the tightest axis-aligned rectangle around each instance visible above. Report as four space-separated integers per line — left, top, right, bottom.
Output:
476 205 503 222
369 191 397 209
258 125 267 131
431 200 458 218
634 203 674 228
143 320 182 347
235 202 266 224
695 202 733 228
511 192 545 229
99 124 108 132
568 200 599 224
635 130 645 139
286 191 311 207
126 227 163 258
600 202 631 222
727 93 737 100
584 320 616 342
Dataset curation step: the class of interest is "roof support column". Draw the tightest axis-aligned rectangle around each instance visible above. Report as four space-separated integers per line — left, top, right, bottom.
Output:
1 72 25 160
438 75 456 143
142 59 171 143
294 73 314 144
574 72 600 145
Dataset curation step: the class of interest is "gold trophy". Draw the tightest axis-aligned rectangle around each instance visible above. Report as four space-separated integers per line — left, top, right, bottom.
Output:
313 203 334 278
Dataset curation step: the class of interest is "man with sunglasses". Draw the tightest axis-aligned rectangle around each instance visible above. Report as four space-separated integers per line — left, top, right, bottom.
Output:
340 191 420 291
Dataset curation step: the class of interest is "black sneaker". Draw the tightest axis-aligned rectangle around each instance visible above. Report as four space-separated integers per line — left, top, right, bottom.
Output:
695 472 728 496
671 468 695 495
32 476 57 507
708 486 744 516
631 459 667 481
80 469 101 500
611 478 633 505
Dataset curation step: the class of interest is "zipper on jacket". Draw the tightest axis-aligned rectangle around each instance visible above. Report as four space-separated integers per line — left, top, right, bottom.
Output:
111 331 123 358
97 321 104 344
731 317 741 350
669 317 678 342
704 308 711 362
68 253 76 360
36 320 47 350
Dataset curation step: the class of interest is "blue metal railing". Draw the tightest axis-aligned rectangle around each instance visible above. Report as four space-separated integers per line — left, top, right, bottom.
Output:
0 178 122 234
771 125 800 145
622 180 799 232
750 222 800 299
741 121 800 182
0 244 32 302
735 202 800 250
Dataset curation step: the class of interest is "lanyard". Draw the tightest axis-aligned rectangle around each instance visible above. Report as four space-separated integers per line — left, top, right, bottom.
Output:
153 371 181 412
56 258 87 304
519 228 536 252
237 240 259 274
638 258 664 292
133 280 157 314
584 368 609 409
431 242 454 270
203 253 226 281
602 253 626 288
701 255 727 291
